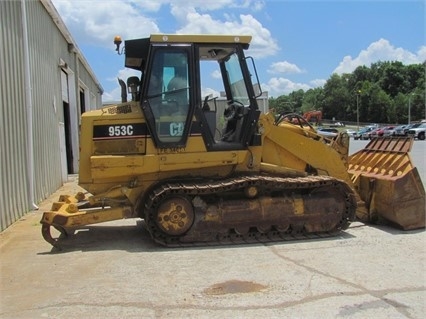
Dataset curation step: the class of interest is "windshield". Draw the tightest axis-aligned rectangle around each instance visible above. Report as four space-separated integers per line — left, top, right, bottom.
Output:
224 53 250 106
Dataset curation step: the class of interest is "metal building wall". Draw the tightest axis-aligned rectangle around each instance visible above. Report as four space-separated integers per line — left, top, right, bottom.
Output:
26 0 64 202
0 1 30 230
78 59 102 110
0 0 103 231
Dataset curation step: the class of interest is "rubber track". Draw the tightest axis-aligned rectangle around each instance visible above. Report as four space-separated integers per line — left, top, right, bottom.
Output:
144 175 356 247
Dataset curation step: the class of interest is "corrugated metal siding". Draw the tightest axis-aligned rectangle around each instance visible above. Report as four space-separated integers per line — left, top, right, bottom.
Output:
78 60 103 111
1 0 103 231
26 0 64 202
78 59 102 110
0 1 30 230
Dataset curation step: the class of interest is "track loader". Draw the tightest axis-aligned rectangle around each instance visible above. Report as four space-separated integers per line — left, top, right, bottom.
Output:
40 34 425 248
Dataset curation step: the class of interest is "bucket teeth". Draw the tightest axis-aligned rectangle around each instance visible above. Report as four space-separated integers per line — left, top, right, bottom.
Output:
348 137 425 229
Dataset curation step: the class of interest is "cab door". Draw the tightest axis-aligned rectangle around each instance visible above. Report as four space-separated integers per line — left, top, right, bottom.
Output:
141 45 193 148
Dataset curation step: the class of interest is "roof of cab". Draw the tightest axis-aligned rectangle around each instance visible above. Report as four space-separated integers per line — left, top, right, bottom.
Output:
124 34 252 71
150 34 252 45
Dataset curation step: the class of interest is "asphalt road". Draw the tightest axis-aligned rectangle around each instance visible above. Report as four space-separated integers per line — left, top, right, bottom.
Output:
0 139 425 319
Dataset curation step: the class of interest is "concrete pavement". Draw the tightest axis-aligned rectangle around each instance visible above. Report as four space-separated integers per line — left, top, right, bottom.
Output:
1 139 425 318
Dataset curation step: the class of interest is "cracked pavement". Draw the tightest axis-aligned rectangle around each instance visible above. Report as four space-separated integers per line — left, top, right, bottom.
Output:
1 139 425 318
1 193 424 318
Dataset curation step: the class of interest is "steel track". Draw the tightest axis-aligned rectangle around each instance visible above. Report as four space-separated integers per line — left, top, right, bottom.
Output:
144 175 356 247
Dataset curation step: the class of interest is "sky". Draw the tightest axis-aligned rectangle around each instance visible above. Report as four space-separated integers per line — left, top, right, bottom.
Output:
51 0 426 102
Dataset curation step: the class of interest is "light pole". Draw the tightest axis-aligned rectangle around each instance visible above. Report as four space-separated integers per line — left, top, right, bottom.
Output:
356 90 361 131
408 94 412 124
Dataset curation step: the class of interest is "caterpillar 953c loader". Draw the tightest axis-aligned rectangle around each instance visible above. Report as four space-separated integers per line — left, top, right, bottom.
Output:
40 34 425 248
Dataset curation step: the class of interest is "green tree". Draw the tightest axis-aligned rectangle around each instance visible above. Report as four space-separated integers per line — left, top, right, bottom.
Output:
301 88 323 113
359 82 392 123
393 93 407 123
409 89 426 121
320 74 349 120
268 95 295 114
379 61 408 97
268 61 425 123
287 89 304 114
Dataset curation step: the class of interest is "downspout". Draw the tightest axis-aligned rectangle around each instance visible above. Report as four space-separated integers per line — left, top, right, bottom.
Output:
21 0 38 210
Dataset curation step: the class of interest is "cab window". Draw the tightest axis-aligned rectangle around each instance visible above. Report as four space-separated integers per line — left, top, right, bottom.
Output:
146 50 190 143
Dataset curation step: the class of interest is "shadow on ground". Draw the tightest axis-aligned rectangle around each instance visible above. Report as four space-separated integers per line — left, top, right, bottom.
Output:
37 219 360 255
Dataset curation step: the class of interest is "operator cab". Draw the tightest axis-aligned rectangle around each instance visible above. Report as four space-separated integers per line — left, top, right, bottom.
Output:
123 34 262 150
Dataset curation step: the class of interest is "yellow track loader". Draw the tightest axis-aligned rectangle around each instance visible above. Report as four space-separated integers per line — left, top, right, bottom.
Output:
40 34 425 248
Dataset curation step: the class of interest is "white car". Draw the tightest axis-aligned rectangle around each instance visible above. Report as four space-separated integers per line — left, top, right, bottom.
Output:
345 129 356 137
381 125 396 137
393 124 407 136
407 123 426 140
316 127 338 138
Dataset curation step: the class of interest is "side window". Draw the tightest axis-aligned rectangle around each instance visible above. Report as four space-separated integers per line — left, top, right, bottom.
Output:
199 59 222 139
224 53 249 106
146 50 190 143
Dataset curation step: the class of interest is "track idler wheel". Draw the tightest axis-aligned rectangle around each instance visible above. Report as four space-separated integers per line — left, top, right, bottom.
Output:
156 196 194 236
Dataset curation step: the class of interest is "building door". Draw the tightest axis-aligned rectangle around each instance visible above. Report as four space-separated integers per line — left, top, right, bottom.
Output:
60 70 74 174
79 88 86 114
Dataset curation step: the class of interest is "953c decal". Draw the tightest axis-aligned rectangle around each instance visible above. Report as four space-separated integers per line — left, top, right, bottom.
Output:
109 125 134 137
93 123 147 140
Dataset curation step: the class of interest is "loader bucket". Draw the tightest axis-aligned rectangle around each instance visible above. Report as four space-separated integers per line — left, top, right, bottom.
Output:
348 137 425 230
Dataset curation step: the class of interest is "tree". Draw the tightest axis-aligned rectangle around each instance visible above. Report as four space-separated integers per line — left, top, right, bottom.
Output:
268 95 295 114
288 89 304 113
320 74 349 120
358 82 392 123
393 93 407 123
268 61 425 123
379 61 408 97
409 89 426 121
301 88 323 113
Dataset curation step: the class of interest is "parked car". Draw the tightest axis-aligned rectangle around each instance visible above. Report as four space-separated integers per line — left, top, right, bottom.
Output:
384 126 397 136
407 123 426 140
393 124 408 136
316 127 339 138
380 126 396 137
363 127 382 139
345 129 356 137
354 127 374 140
330 122 345 127
366 126 395 139
404 123 419 135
